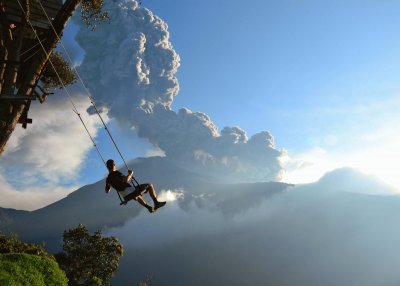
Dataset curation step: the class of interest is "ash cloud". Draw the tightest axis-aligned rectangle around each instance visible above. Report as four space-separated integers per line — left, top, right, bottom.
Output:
74 0 284 182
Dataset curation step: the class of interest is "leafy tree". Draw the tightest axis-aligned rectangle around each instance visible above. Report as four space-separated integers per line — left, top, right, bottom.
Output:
41 51 77 91
0 253 68 286
0 232 68 285
0 232 50 258
136 274 156 286
81 0 110 31
55 224 123 286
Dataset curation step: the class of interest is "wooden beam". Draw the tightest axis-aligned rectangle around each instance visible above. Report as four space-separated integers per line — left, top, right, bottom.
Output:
21 118 32 128
4 0 63 30
0 60 20 64
0 94 35 100
18 100 32 128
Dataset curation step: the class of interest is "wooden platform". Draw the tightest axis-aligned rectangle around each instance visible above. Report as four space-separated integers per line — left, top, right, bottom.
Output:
3 0 63 30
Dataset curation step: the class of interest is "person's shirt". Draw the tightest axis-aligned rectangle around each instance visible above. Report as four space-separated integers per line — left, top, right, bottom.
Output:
106 170 132 197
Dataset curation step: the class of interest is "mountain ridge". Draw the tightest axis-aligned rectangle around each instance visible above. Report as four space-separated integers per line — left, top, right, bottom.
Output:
0 156 291 251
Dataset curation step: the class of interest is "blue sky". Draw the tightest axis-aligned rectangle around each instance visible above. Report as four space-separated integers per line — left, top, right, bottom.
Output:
164 1 400 181
2 0 400 210
144 0 400 183
145 0 400 149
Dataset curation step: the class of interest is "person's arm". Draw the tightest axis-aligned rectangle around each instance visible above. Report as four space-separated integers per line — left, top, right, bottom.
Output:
122 170 134 182
105 179 111 193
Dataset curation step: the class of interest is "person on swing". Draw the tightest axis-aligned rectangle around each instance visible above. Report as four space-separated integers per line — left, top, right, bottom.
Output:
105 159 166 213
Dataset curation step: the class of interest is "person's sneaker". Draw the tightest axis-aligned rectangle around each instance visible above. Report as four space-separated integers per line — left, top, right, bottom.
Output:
146 206 155 213
154 201 166 210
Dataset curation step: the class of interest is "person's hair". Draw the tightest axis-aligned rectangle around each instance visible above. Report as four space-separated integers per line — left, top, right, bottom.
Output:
106 159 115 170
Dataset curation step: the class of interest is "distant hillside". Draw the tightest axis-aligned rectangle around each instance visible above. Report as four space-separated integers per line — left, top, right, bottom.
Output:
297 167 397 195
0 156 290 251
111 183 400 286
6 158 398 286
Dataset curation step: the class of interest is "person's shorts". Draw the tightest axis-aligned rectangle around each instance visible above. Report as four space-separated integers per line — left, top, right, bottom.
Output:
123 183 150 201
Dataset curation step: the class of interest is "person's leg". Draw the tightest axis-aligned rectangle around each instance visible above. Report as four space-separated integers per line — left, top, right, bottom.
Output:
134 195 154 213
146 183 157 202
124 188 155 213
146 183 166 209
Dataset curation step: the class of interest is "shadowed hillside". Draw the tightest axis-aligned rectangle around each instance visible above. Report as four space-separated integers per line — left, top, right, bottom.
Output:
111 182 400 286
3 158 400 286
0 156 289 251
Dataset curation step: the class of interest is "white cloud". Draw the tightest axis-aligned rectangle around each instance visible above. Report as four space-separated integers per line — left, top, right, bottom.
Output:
281 147 338 184
0 173 78 211
1 92 102 183
104 199 232 248
108 182 400 286
0 89 104 210
282 119 400 191
292 167 397 195
157 189 184 202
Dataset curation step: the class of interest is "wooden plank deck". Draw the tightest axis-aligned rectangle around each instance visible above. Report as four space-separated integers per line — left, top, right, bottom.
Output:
3 0 63 30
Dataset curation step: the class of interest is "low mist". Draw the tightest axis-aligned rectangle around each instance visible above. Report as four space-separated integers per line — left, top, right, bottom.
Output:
104 169 400 286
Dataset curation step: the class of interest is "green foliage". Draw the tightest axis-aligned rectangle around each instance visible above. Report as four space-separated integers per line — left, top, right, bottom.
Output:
0 232 50 258
81 0 110 31
0 253 68 286
136 274 156 286
0 234 67 285
55 224 123 286
41 52 77 90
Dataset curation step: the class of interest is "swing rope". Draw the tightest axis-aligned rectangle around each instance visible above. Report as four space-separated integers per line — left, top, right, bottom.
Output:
16 0 134 204
35 0 140 187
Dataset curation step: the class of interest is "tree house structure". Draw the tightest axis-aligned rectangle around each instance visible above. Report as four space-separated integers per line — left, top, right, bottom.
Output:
1 0 63 128
0 0 82 155
4 0 62 30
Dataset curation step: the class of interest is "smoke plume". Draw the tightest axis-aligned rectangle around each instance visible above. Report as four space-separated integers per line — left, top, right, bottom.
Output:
74 0 284 182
